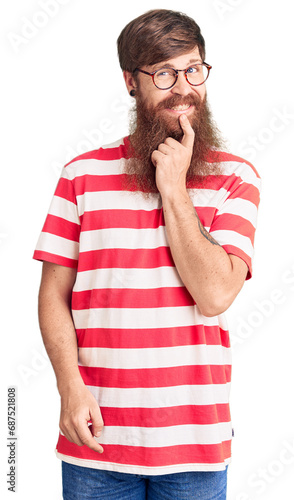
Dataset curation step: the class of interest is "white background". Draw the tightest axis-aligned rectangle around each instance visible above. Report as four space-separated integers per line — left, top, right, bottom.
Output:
1 0 294 498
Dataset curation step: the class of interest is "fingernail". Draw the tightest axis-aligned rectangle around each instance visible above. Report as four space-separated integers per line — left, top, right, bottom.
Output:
95 431 101 437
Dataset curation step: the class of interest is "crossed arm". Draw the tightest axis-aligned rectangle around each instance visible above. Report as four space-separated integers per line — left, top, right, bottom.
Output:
158 190 248 316
151 113 248 317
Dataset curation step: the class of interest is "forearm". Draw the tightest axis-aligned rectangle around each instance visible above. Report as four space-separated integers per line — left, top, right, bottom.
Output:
38 268 83 395
38 262 104 452
151 114 247 315
162 190 237 316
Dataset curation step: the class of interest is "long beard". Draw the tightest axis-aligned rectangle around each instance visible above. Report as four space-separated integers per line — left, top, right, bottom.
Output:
124 91 225 193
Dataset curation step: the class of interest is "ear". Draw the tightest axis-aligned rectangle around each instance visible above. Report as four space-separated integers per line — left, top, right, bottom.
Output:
123 71 137 95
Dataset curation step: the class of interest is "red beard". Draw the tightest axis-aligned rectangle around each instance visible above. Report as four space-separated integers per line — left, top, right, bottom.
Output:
124 91 225 193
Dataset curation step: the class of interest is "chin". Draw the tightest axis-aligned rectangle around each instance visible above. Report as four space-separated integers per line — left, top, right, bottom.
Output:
160 113 183 135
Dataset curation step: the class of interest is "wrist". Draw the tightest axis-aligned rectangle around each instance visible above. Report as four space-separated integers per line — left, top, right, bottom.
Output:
57 373 85 396
161 186 190 208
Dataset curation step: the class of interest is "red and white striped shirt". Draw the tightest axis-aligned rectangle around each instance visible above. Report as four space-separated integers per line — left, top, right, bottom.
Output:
33 137 260 475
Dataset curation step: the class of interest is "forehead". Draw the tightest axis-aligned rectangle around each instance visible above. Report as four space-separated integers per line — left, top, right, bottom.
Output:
146 47 202 71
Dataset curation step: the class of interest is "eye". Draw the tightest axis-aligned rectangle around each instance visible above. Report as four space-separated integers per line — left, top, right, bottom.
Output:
156 68 175 78
186 65 199 74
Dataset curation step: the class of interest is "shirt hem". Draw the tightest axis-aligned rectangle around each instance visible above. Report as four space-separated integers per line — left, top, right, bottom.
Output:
56 450 231 475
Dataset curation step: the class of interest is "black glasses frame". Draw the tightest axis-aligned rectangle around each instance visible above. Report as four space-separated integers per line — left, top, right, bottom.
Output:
134 63 212 90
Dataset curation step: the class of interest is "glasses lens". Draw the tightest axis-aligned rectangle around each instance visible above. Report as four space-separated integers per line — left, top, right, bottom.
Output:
154 68 177 89
186 65 209 86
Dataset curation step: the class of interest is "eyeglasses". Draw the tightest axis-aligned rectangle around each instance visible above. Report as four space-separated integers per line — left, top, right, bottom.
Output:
134 63 212 90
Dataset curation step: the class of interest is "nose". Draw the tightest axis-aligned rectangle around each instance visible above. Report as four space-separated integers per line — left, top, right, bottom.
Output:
171 71 191 96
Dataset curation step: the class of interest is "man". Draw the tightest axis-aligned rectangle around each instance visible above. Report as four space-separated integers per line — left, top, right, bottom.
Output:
34 9 260 500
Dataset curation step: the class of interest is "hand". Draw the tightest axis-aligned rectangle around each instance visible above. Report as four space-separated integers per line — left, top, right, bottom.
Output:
151 114 195 197
59 383 104 453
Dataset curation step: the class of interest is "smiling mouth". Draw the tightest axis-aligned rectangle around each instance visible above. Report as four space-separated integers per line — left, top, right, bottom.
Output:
168 104 192 112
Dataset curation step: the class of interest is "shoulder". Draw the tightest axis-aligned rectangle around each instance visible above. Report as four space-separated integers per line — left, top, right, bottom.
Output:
207 150 261 190
62 137 130 179
208 150 260 176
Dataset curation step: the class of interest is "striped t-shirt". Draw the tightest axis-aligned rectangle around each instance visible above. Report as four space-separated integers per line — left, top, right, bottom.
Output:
33 136 261 475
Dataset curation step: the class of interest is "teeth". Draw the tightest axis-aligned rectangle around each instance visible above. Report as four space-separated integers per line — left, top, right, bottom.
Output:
170 104 190 111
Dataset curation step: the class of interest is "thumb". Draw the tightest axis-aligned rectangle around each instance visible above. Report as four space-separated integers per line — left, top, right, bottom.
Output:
179 114 195 150
89 404 104 437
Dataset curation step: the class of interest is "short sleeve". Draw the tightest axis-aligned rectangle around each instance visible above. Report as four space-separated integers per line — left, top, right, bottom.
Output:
209 162 261 279
33 168 81 268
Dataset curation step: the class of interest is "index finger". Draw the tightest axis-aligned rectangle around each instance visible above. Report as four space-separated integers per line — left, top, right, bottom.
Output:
77 421 104 453
179 114 195 149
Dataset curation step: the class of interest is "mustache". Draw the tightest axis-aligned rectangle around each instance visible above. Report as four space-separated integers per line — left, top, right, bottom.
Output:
154 92 203 111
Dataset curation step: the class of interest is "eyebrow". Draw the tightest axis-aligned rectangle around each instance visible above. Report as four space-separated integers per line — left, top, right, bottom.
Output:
152 58 203 71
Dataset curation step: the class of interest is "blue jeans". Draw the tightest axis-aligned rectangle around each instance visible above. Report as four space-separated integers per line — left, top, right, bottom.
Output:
62 462 228 499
